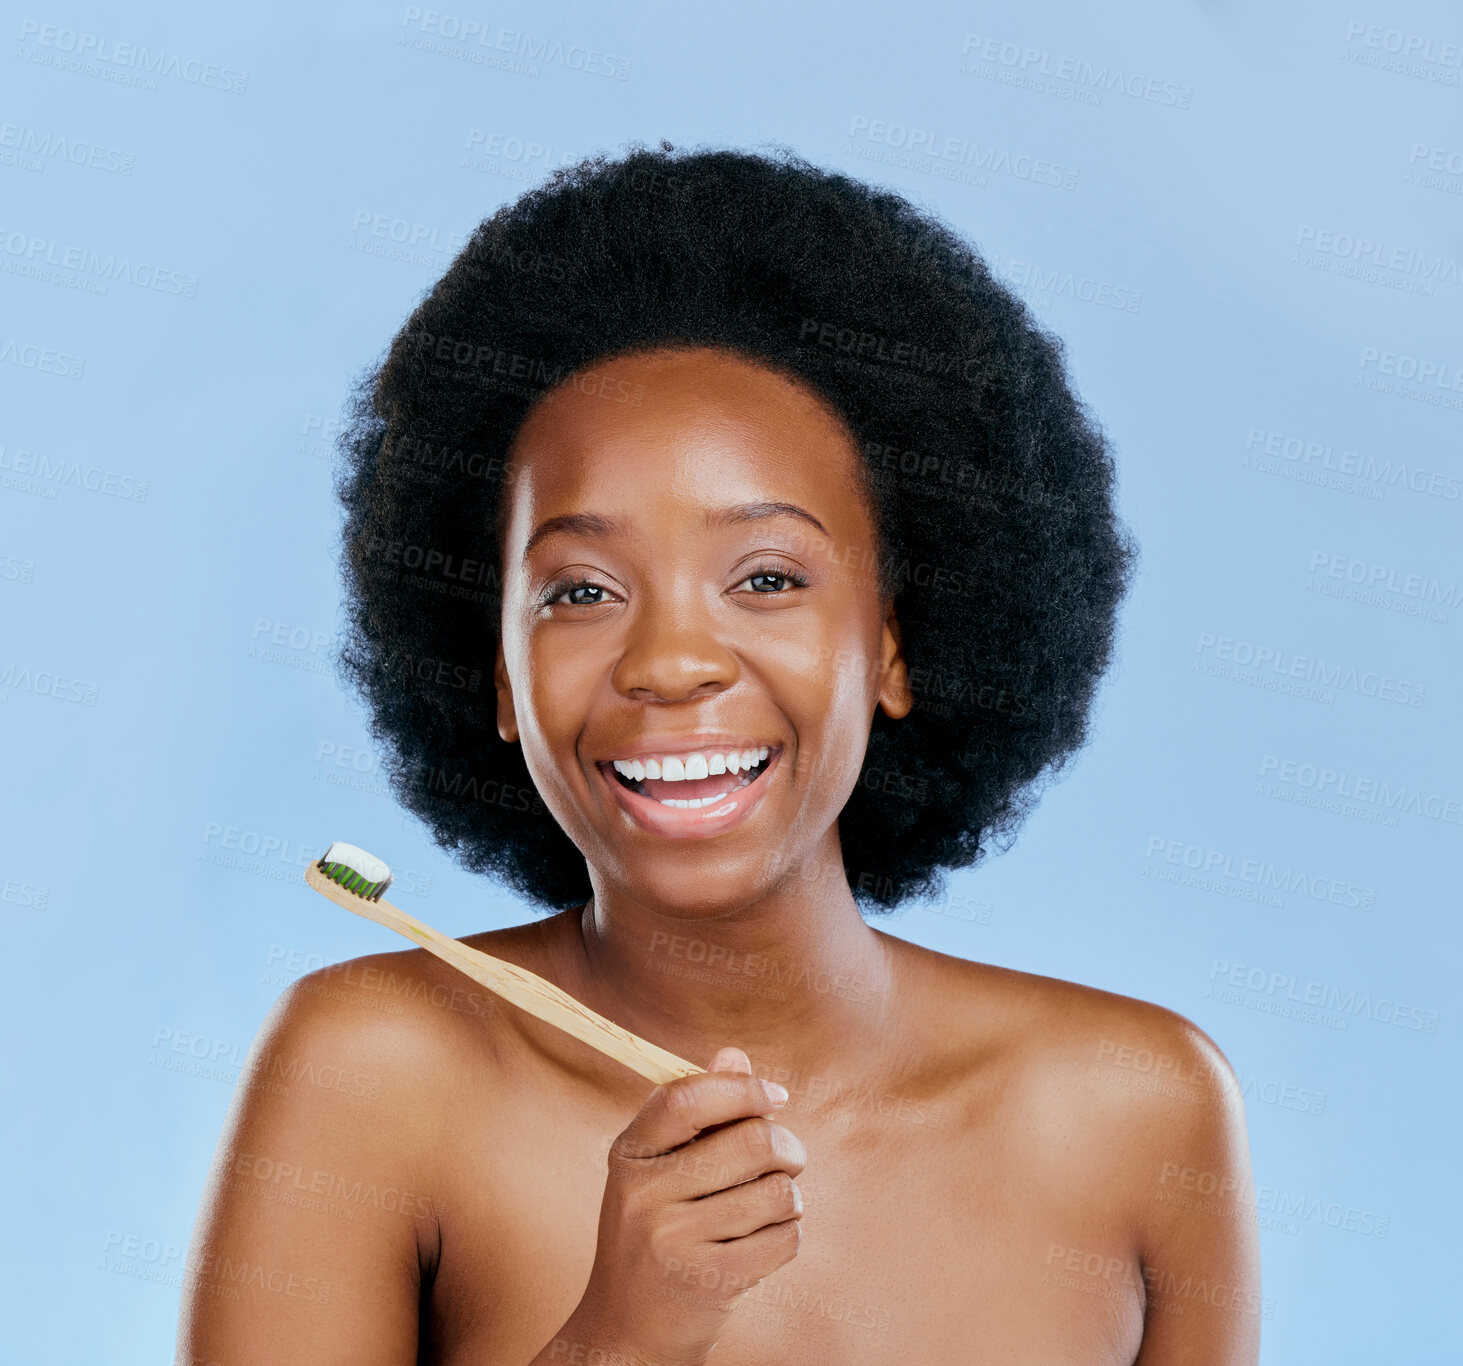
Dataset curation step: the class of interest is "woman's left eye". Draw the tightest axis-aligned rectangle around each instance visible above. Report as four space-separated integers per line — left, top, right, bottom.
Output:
735 564 811 595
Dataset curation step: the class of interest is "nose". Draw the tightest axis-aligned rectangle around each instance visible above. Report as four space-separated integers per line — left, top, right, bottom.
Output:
610 598 739 703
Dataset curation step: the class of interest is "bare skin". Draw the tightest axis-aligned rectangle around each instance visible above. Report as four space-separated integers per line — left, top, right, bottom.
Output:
178 347 1260 1365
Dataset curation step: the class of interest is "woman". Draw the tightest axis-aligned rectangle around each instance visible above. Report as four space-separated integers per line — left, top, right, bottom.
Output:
179 144 1260 1364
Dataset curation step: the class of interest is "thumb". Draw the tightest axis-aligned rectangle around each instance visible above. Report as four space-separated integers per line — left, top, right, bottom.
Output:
709 1045 751 1074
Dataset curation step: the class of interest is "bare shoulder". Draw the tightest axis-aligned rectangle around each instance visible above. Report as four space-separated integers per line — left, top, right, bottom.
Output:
188 918 561 1249
886 933 1251 1221
888 933 1238 1101
224 942 496 1209
230 914 571 1183
988 957 1238 1105
276 910 572 1088
179 931 538 1362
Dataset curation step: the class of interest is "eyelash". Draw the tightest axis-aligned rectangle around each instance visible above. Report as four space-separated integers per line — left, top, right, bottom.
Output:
539 560 811 609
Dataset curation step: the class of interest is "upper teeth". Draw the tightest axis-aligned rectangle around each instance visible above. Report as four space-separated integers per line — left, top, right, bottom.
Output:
612 747 770 782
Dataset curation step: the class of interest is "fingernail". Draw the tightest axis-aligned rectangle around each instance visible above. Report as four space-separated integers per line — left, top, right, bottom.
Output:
764 1081 789 1106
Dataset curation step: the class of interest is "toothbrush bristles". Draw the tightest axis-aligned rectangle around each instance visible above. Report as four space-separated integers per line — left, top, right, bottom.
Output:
316 841 393 902
320 861 388 901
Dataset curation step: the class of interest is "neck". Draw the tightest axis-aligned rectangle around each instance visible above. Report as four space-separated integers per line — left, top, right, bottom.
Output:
563 836 898 1094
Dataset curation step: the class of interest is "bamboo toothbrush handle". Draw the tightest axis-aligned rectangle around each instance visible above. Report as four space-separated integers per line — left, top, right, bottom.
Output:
304 863 704 1085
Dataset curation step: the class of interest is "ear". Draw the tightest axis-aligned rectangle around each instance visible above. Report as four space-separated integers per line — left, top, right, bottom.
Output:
876 597 913 722
495 637 520 744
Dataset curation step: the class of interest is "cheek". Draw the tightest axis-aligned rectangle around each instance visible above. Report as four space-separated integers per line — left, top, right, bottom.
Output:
511 720 596 846
520 632 601 716
505 651 594 792
773 612 883 716
766 655 879 799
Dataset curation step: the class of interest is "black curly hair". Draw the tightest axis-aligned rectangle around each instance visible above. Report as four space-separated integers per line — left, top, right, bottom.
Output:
332 140 1138 916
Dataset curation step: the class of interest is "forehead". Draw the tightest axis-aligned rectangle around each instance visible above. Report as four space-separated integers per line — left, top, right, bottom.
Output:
503 346 866 528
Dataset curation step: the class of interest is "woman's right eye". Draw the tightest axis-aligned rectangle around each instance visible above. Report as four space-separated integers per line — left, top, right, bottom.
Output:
542 577 611 608
561 584 605 606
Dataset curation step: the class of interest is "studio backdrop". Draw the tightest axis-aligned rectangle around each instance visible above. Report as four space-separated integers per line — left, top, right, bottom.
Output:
2 2 1458 1362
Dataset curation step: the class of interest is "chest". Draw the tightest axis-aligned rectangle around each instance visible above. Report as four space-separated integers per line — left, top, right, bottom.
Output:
422 1106 1145 1365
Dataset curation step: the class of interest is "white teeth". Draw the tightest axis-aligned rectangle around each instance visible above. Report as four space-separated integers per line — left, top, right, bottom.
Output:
657 789 736 809
654 773 755 807
611 746 773 784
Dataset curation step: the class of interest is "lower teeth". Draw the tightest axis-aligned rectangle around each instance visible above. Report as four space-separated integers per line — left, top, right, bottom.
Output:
655 773 755 809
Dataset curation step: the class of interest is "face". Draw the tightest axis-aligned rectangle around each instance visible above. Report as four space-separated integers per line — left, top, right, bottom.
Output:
494 345 911 918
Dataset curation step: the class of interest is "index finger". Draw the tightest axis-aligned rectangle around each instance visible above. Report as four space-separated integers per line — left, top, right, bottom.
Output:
614 1067 788 1161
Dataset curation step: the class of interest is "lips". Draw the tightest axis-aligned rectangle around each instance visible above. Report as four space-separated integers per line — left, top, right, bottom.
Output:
595 746 784 840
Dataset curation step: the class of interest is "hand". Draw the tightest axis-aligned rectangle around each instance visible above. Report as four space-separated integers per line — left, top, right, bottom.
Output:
561 1046 806 1366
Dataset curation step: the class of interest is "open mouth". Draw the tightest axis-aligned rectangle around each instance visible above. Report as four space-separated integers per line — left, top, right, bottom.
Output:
603 748 779 809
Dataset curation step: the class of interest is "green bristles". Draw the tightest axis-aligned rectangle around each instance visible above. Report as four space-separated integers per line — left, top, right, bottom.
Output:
316 841 393 902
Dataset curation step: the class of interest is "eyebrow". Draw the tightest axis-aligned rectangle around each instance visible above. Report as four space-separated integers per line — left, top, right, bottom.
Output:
521 501 830 566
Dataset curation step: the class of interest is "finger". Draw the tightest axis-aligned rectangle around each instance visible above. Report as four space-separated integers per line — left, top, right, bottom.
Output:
654 1114 807 1201
709 1046 751 1075
697 1047 758 1142
655 1217 803 1312
616 1069 787 1162
690 1169 803 1242
706 1215 803 1290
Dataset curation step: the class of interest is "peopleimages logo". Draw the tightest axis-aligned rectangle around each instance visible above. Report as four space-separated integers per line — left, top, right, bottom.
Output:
986 248 1144 315
1243 427 1463 502
957 33 1193 108
1295 225 1460 289
845 116 1078 190
397 7 632 80
1258 753 1463 827
1208 958 1440 1034
1306 551 1460 622
1343 20 1463 69
1143 836 1375 912
0 336 85 379
0 444 149 501
1408 143 1463 176
15 21 248 92
0 122 135 175
1194 632 1425 707
1358 345 1463 391
0 225 199 297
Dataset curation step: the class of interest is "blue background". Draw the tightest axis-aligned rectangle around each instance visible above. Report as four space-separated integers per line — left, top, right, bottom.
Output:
2 1 1459 1360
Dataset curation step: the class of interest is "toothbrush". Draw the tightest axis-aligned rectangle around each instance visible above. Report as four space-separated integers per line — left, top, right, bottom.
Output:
306 841 705 1085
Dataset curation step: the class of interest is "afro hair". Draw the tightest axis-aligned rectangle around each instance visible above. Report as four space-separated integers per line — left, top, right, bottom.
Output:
332 140 1139 916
